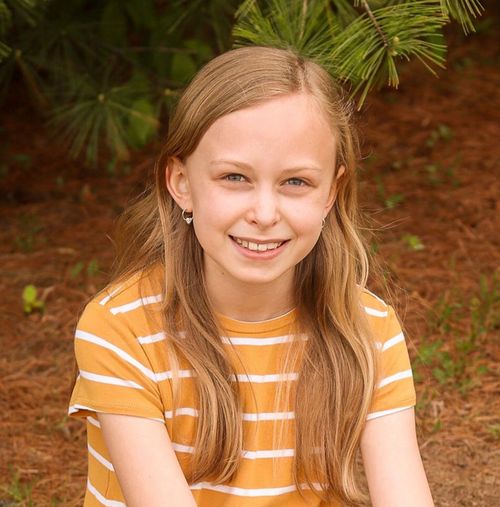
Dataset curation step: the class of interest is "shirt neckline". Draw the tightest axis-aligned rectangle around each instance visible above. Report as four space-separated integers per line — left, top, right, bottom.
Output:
215 308 298 334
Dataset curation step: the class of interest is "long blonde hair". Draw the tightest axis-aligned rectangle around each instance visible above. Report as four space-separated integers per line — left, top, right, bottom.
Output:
111 46 381 506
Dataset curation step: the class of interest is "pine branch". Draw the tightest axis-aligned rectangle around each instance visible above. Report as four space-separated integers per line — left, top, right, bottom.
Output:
234 0 333 59
0 40 8 60
359 0 388 47
49 68 158 166
331 1 449 106
234 0 451 108
440 0 484 34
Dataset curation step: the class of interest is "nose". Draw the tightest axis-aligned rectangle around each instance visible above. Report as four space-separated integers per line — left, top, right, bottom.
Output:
246 186 280 229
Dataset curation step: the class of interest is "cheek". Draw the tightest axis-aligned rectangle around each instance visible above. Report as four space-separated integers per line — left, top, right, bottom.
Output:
285 201 324 231
193 190 242 220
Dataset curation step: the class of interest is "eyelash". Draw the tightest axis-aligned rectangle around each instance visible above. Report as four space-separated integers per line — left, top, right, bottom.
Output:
223 174 308 186
286 177 307 186
224 173 246 182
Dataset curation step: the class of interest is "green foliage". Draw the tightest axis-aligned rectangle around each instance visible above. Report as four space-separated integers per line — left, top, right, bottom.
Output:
0 0 238 166
426 123 454 147
14 213 42 252
70 261 84 279
0 0 485 166
402 233 424 251
234 0 484 108
330 1 448 106
487 423 500 440
70 259 100 279
439 0 484 34
234 0 334 56
374 174 404 208
413 272 499 394
0 465 36 505
22 284 44 314
87 258 100 277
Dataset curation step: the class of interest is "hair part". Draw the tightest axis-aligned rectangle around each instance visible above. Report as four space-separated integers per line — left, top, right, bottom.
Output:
110 46 383 505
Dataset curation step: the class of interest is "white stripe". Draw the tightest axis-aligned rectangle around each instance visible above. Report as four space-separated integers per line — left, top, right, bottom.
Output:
172 442 195 453
79 370 144 389
88 444 114 471
109 294 162 315
366 405 413 420
68 403 96 415
99 285 123 306
189 481 323 497
364 306 388 317
164 408 296 421
87 416 101 428
173 443 295 460
242 448 295 459
230 373 298 383
221 334 306 346
76 329 155 379
165 407 199 418
378 369 413 388
75 330 193 382
242 411 295 421
155 369 196 381
137 331 167 344
382 332 404 351
87 479 126 506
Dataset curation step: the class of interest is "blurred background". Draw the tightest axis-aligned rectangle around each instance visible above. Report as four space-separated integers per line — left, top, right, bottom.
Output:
0 1 498 505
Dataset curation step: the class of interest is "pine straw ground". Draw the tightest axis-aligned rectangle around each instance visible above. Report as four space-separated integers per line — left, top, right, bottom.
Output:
0 11 499 507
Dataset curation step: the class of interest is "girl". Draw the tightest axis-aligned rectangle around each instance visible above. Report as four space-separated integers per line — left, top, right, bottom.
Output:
68 46 434 506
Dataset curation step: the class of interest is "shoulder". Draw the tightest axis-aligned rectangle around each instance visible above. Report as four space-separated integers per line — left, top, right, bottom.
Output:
359 287 404 345
77 264 165 343
92 264 164 311
360 287 389 317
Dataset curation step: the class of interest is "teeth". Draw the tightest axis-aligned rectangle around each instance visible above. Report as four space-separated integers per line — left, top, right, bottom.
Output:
233 237 283 252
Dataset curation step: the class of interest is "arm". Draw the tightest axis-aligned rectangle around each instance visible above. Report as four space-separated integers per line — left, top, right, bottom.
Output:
98 413 197 507
360 407 434 507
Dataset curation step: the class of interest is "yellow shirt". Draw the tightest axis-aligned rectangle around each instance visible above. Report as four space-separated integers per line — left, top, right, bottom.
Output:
69 271 416 506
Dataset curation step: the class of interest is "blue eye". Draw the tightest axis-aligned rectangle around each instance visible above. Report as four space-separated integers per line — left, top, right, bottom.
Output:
224 173 246 182
286 178 306 186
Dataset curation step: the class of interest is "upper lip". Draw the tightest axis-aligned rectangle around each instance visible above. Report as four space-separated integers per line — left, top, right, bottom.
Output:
230 235 288 244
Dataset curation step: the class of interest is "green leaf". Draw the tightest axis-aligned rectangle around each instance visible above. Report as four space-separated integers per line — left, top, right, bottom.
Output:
70 261 84 279
124 0 156 32
100 0 127 46
0 39 10 62
127 98 157 148
87 259 99 277
22 283 44 314
0 1 13 36
170 52 197 84
22 284 37 304
402 234 425 251
184 38 214 63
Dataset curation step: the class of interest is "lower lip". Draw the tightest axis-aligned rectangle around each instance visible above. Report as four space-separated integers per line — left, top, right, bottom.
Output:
230 237 289 260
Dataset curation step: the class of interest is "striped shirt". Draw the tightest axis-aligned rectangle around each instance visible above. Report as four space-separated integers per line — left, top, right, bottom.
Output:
68 271 416 506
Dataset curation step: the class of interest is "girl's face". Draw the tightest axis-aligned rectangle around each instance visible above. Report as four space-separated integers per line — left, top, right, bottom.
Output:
167 93 344 297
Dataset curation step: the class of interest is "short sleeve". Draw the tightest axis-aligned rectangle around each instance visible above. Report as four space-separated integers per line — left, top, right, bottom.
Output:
367 304 417 420
68 301 165 421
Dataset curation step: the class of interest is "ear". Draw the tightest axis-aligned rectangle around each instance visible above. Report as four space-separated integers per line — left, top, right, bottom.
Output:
324 164 346 215
165 157 193 211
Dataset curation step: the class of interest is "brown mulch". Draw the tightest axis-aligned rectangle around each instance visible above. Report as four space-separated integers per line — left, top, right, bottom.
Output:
1 9 499 507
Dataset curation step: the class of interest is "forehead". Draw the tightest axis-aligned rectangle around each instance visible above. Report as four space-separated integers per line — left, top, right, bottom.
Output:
192 93 337 168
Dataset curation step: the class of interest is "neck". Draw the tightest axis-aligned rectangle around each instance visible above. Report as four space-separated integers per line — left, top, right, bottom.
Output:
204 267 296 322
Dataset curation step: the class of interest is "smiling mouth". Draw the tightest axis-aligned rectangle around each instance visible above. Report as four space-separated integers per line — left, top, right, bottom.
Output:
230 236 287 252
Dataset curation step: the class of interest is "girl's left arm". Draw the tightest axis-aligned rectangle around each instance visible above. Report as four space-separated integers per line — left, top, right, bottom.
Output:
360 407 434 507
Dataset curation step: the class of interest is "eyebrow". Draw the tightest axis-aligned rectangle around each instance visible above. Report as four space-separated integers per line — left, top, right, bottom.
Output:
209 159 323 172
